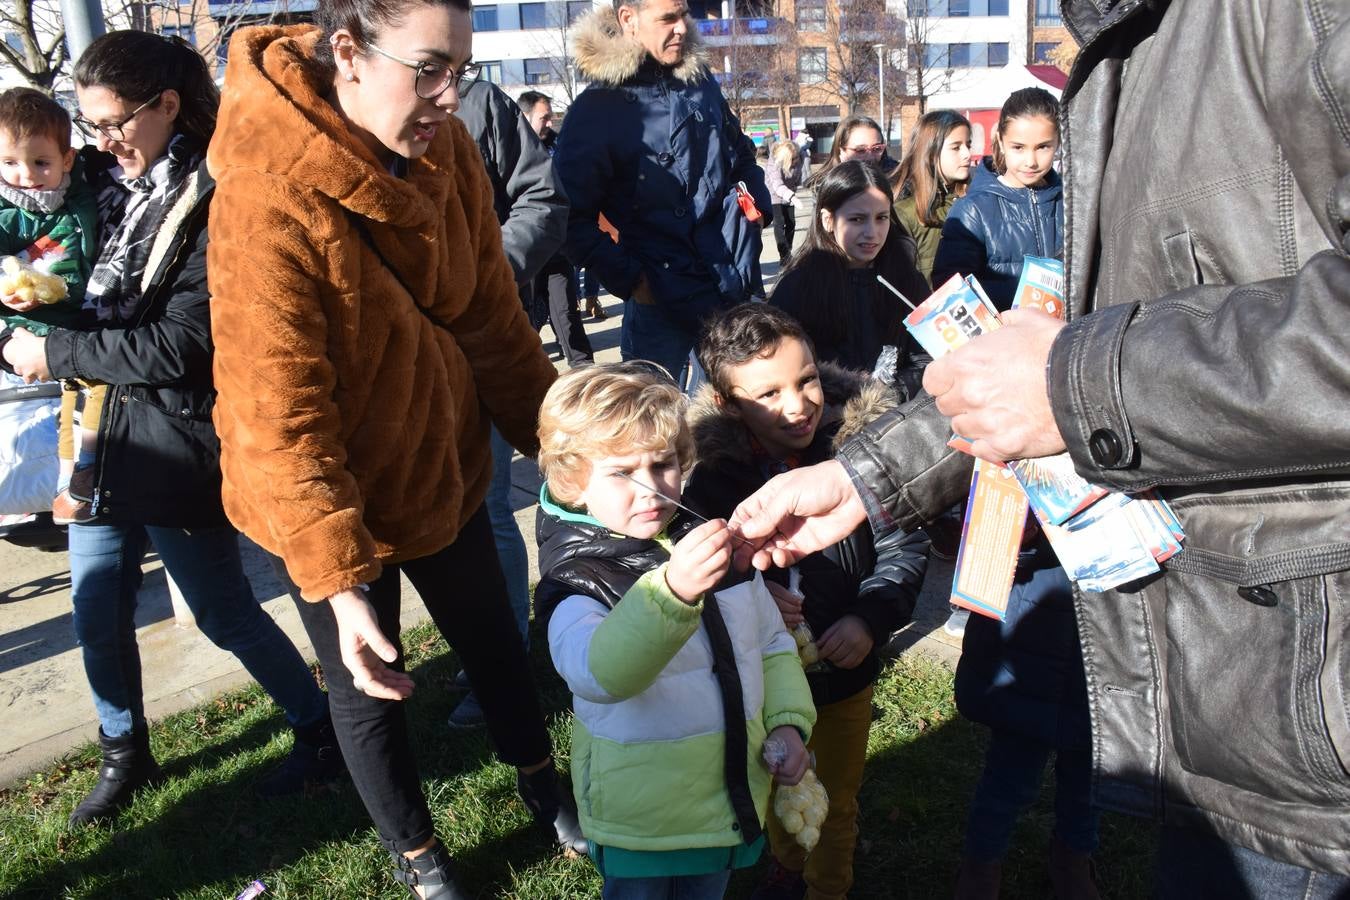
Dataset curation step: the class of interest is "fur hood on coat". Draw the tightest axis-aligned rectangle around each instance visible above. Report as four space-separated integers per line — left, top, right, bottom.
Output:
206 25 557 600
571 5 710 86
688 361 894 469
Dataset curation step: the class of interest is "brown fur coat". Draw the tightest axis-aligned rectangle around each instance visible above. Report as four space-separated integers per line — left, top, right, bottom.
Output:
207 25 556 600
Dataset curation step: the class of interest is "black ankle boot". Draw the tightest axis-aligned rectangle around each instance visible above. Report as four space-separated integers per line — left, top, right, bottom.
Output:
517 761 589 855
68 728 164 827
256 714 346 797
390 844 470 899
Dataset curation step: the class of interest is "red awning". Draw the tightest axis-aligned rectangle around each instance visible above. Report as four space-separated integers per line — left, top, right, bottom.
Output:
1027 64 1069 90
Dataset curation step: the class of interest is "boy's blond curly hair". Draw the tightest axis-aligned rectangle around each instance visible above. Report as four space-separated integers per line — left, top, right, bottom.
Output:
538 362 694 506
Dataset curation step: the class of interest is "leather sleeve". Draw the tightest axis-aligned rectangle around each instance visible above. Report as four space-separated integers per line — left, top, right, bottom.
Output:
1048 247 1350 491
835 394 974 536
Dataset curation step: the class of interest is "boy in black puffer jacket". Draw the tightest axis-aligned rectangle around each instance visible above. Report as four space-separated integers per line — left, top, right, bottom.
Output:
685 303 929 900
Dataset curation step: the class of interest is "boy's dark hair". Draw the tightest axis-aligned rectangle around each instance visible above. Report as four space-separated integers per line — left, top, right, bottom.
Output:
516 90 551 114
73 31 219 146
991 86 1060 175
698 303 816 400
0 87 72 154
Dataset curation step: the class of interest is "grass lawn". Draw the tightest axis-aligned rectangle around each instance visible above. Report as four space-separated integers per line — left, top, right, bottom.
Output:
0 621 1154 898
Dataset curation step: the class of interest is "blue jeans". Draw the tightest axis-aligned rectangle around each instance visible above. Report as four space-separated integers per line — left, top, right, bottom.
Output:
487 426 530 644
619 298 696 388
1154 825 1350 899
601 871 732 900
963 727 1099 861
68 521 328 738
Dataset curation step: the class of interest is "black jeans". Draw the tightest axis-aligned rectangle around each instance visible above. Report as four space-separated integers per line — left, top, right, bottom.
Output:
281 506 552 854
772 202 796 261
536 257 593 367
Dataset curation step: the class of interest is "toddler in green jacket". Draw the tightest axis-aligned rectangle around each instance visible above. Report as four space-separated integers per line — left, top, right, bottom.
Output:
534 362 817 900
0 87 102 521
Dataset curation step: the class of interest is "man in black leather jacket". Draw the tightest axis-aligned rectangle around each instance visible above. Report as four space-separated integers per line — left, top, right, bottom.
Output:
728 1 1349 894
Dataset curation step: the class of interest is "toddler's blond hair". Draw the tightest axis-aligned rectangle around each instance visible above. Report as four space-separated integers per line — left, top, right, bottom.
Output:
538 362 694 505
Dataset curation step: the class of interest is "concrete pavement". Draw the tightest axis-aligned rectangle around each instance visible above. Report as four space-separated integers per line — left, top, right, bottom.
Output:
0 215 963 788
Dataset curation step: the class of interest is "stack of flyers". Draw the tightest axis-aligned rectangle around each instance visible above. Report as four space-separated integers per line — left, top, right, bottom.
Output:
903 274 1001 358
1011 255 1065 316
894 261 1187 618
950 458 1028 620
1008 454 1108 525
1036 495 1160 593
1004 257 1109 524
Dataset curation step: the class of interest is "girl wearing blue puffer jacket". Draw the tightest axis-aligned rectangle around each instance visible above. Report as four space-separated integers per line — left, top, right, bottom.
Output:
932 88 1063 310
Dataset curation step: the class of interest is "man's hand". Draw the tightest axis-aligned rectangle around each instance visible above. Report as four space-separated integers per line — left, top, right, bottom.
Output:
923 308 1067 462
815 614 874 670
765 725 809 786
2 327 50 382
665 518 733 604
728 461 867 572
328 588 414 700
764 578 805 628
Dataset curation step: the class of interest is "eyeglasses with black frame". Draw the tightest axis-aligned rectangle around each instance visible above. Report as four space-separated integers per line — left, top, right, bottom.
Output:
72 93 163 143
364 44 481 99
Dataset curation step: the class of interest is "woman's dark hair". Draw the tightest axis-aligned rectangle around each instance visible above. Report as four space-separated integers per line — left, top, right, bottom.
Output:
892 109 972 227
779 160 913 351
315 0 472 70
698 303 816 401
73 31 219 145
991 87 1060 175
805 115 884 189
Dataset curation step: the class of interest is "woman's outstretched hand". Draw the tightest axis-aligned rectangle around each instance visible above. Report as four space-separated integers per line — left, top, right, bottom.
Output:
328 588 414 700
728 461 867 571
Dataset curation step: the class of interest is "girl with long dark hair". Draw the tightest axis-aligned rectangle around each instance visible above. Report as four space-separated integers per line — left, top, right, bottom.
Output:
769 161 929 395
891 110 972 281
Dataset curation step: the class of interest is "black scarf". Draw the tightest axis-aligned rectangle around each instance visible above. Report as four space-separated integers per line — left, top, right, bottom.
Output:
84 134 204 322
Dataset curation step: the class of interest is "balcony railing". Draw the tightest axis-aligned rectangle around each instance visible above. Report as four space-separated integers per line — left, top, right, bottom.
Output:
695 17 789 42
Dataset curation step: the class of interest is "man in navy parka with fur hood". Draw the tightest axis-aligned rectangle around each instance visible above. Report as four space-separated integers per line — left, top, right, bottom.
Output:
553 0 771 379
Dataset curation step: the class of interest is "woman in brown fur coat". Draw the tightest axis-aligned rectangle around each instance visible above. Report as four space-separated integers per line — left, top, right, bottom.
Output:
206 1 581 895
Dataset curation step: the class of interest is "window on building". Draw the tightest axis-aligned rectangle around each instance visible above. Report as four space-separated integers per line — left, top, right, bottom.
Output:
798 47 827 83
948 42 970 66
986 41 1008 66
797 0 826 32
567 0 591 23
1035 0 1062 25
478 60 504 83
947 0 969 16
524 56 554 83
921 43 947 68
473 5 499 31
1034 41 1058 62
160 24 196 45
987 0 1008 13
520 2 548 29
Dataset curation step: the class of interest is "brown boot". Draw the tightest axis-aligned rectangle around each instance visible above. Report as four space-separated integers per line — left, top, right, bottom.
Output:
954 857 1002 900
1049 836 1101 900
585 296 606 320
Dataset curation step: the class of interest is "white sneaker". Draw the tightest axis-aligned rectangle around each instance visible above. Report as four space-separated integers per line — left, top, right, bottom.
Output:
943 607 970 639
